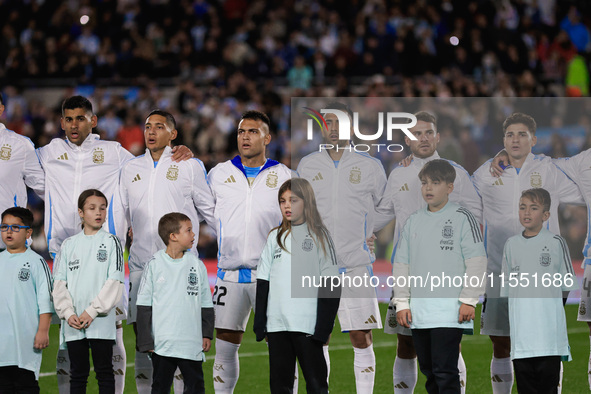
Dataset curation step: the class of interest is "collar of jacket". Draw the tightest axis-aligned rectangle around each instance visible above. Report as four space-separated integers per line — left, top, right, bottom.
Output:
231 155 279 177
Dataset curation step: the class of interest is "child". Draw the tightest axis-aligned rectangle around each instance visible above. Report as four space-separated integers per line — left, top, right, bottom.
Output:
393 159 487 393
501 188 577 393
136 212 214 394
0 207 53 392
52 189 125 393
253 178 340 394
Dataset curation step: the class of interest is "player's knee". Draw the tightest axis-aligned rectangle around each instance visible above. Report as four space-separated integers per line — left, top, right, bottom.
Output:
349 330 372 348
396 334 416 358
216 328 244 345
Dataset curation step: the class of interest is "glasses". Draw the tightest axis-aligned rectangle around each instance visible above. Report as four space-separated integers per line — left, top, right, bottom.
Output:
0 224 30 232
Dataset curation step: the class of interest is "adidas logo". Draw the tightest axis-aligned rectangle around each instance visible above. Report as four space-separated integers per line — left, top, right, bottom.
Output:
361 367 374 373
399 183 409 191
156 276 166 284
132 174 141 183
115 307 123 315
174 374 184 380
113 369 124 376
136 373 149 380
492 178 504 186
491 375 504 382
365 315 377 324
394 382 409 389
225 175 236 184
213 376 225 383
312 172 323 181
460 379 465 387
56 369 69 376
57 153 69 160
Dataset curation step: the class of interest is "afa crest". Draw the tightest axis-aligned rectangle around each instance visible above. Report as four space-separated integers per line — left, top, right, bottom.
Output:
266 172 278 188
580 300 587 316
166 165 179 181
530 172 542 188
442 220 453 239
539 246 551 267
92 148 104 164
18 262 31 281
349 167 361 184
97 244 107 262
302 238 314 252
0 144 12 160
187 267 199 295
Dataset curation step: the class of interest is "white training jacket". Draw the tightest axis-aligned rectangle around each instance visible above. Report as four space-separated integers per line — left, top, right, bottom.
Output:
0 124 45 248
553 149 591 266
120 146 216 273
375 151 483 263
37 133 133 255
208 156 291 281
297 149 387 270
472 152 583 275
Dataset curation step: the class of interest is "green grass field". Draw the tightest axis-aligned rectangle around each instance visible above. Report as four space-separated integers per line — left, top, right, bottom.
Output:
39 304 590 393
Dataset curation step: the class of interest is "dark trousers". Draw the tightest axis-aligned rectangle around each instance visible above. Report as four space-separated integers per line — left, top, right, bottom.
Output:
0 366 39 394
412 328 463 394
267 332 328 394
67 338 115 394
513 356 561 394
151 353 204 394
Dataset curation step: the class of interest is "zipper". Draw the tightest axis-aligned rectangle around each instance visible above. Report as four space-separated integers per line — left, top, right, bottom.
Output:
148 155 158 251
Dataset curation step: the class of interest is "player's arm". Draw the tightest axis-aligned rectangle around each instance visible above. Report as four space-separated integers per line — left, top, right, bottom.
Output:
52 244 80 327
500 245 511 299
393 221 412 327
457 208 487 323
554 163 584 205
23 139 45 200
136 259 155 352
373 171 397 231
191 159 217 233
253 234 274 342
314 229 340 343
555 235 578 302
34 257 53 349
455 167 483 225
80 236 125 325
199 260 214 352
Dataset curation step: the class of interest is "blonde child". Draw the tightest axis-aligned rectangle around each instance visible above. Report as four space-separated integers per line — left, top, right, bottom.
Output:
254 178 340 393
53 189 124 393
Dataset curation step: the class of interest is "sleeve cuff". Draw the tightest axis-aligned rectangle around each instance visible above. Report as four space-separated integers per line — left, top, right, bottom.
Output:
393 299 410 311
458 297 478 307
85 307 99 319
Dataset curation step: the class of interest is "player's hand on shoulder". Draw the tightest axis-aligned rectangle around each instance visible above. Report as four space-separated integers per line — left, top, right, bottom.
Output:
171 145 193 162
458 303 475 322
400 154 413 168
202 338 211 352
490 150 509 177
396 309 412 328
34 330 49 349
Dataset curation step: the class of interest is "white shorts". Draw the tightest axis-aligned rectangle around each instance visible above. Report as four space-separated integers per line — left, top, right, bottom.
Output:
384 299 411 336
213 277 256 332
479 277 509 336
337 265 382 331
578 264 591 322
127 270 143 324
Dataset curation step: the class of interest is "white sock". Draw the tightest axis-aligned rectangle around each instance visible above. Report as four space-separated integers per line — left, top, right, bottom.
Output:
458 352 467 394
135 350 153 394
213 339 240 393
588 335 591 390
293 362 299 393
173 367 184 394
353 344 376 394
393 356 417 393
113 326 127 394
490 356 513 394
56 348 70 394
557 361 563 394
323 345 330 385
